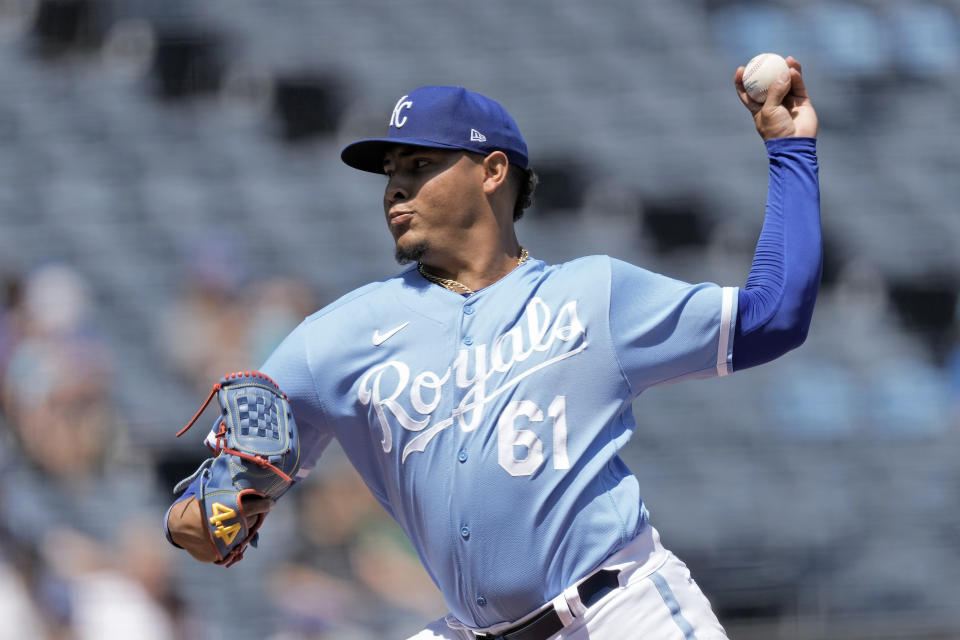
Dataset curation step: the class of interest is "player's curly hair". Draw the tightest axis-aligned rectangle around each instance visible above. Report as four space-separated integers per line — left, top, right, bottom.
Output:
511 166 538 221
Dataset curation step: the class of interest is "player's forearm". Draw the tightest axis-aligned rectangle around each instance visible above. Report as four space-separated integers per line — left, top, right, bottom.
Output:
163 476 197 547
163 479 273 563
163 474 220 562
165 494 219 562
733 137 821 370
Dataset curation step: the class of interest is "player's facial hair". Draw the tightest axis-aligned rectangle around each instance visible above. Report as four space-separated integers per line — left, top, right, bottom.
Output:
395 240 429 265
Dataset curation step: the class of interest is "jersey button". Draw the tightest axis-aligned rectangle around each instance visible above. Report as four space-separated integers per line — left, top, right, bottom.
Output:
476 595 487 607
463 336 473 346
463 306 475 315
460 526 470 539
458 449 468 463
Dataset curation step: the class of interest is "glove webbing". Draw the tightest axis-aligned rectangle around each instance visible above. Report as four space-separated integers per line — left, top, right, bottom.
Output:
176 370 295 483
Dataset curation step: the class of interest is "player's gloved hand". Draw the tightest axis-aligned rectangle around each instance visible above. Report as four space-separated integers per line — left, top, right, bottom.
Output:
170 371 301 566
168 495 273 562
735 56 818 140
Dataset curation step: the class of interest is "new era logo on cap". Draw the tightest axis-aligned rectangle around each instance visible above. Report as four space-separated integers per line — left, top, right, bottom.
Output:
341 86 528 174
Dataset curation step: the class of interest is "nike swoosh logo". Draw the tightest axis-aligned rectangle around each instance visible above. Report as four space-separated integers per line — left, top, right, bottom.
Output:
372 321 410 346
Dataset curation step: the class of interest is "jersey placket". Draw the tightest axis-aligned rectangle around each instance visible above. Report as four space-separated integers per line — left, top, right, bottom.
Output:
450 295 486 619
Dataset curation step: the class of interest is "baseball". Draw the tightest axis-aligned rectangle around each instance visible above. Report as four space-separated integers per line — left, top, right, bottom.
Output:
742 53 789 103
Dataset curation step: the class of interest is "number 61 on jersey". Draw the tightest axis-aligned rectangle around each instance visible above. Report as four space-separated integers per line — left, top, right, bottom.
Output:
498 395 570 476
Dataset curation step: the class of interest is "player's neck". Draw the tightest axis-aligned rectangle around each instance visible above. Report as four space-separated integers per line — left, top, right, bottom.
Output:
419 239 526 294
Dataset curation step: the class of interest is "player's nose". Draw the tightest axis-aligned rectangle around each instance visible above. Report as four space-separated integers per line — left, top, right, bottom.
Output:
384 180 409 210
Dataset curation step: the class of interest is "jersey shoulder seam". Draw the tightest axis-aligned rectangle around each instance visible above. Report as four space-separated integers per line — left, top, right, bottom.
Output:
603 256 638 397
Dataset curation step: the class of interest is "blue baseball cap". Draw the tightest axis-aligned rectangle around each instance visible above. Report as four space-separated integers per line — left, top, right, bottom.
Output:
340 86 528 174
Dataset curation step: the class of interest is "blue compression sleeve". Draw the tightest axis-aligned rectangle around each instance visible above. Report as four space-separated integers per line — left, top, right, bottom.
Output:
733 137 821 371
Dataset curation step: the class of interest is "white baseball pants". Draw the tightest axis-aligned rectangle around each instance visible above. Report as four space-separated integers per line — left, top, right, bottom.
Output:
408 526 728 640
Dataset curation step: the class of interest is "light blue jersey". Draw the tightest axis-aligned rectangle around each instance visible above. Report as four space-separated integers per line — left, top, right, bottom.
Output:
254 254 737 627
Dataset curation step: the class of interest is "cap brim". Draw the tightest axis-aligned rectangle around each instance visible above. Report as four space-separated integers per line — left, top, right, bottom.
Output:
340 137 475 174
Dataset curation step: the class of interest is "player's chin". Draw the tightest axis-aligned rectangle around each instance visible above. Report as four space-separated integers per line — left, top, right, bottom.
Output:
394 238 429 265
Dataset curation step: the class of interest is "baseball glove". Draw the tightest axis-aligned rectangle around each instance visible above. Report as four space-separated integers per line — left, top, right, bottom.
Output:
173 371 301 567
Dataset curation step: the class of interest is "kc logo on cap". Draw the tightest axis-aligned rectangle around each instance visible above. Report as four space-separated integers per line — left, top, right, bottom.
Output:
390 95 413 129
341 86 529 174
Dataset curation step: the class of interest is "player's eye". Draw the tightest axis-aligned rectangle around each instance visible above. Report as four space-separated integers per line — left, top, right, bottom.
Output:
414 158 430 169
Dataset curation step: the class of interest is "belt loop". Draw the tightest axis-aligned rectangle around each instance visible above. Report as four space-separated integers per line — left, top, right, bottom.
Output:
550 589 576 627
563 582 587 618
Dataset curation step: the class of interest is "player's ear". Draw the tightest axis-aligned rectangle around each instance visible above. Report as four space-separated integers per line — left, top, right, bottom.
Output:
481 151 510 195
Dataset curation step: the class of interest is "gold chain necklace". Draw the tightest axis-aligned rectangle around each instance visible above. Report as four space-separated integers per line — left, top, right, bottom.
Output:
419 248 530 295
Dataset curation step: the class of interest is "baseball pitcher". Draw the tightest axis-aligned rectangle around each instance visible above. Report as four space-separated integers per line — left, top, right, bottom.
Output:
165 58 820 639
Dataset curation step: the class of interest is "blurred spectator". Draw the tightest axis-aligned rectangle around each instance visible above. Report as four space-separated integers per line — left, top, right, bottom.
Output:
21 262 97 341
0 516 46 640
0 264 188 639
161 232 317 394
2 263 113 480
161 232 250 393
3 337 116 481
0 561 45 639
246 275 317 367
268 451 446 638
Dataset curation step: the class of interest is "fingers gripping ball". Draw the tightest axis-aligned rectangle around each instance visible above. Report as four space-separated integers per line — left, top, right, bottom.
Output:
742 53 789 103
174 371 301 566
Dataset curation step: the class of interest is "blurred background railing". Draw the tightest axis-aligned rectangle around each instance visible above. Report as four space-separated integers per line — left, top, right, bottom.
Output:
0 1 958 638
